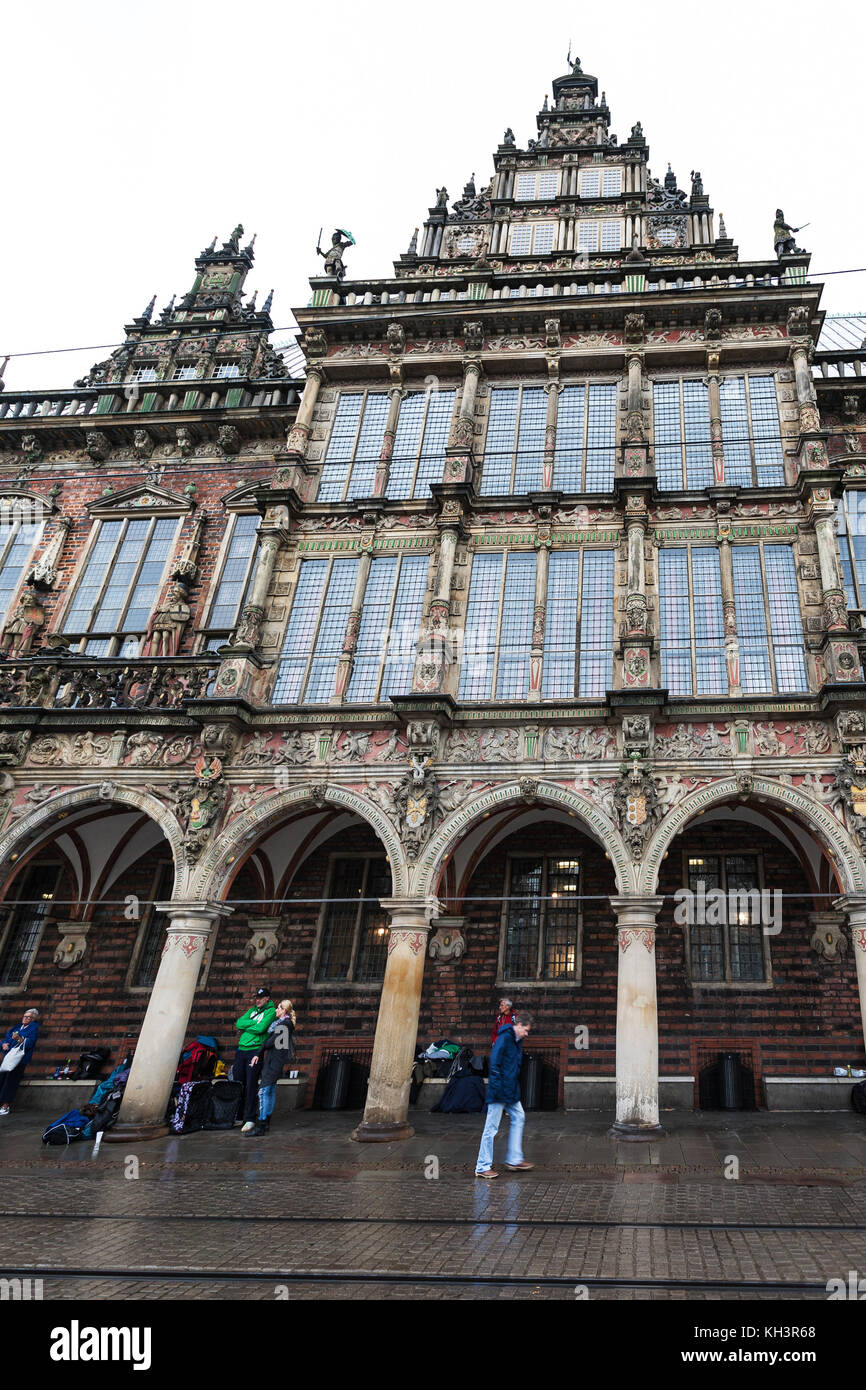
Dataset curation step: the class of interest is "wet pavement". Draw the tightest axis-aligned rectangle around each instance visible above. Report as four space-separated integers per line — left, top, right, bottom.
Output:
0 1108 864 1299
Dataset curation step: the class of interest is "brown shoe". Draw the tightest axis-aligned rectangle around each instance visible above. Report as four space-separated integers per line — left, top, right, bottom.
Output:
475 1169 499 1179
504 1161 535 1171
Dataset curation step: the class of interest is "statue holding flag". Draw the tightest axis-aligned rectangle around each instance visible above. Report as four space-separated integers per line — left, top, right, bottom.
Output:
317 228 355 281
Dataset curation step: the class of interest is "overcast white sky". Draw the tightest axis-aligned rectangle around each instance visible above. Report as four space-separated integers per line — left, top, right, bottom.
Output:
3 0 864 391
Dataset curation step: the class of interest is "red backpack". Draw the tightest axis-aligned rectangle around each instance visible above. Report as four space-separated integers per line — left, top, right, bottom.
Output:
175 1040 217 1085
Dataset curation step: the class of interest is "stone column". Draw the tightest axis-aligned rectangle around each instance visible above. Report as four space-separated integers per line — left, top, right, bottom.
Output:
373 385 404 496
833 897 866 1057
112 902 233 1138
443 353 481 486
352 897 437 1141
332 550 372 702
618 498 652 689
717 519 742 696
610 896 665 1138
412 495 468 693
286 364 324 459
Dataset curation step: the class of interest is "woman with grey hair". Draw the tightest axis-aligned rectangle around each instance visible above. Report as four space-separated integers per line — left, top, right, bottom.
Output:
0 1006 40 1115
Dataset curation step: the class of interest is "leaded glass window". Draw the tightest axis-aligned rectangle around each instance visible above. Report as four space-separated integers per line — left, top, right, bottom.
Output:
540 549 615 699
553 383 617 492
385 390 456 499
658 548 727 695
686 853 767 984
576 219 623 252
579 168 623 198
653 380 713 490
273 557 357 703
346 555 429 702
509 222 557 254
481 387 546 494
732 545 807 693
514 170 560 201
0 864 60 988
458 552 537 700
317 392 390 501
720 375 785 486
0 510 44 624
204 513 259 643
62 516 180 655
128 863 175 990
315 857 391 984
502 856 581 982
837 490 866 612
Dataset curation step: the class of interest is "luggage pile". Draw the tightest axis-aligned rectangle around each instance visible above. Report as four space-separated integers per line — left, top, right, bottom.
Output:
42 1055 131 1146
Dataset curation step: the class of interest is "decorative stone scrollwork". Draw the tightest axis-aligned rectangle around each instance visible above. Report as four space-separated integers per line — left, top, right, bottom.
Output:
396 758 439 862
833 746 866 852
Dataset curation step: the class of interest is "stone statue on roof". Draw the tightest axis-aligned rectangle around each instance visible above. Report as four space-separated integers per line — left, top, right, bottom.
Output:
223 224 244 253
317 229 354 280
774 209 803 259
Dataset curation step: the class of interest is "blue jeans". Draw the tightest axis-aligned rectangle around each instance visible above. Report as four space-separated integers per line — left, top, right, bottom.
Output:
258 1082 276 1122
476 1100 525 1173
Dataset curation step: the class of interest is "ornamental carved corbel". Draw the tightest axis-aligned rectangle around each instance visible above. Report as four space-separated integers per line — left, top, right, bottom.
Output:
624 312 646 344
29 515 72 590
243 917 283 966
428 918 466 964
85 430 111 464
53 921 90 971
463 321 484 353
218 425 241 457
809 913 848 963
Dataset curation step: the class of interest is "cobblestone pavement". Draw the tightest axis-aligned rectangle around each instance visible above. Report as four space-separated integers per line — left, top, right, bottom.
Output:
0 1110 863 1300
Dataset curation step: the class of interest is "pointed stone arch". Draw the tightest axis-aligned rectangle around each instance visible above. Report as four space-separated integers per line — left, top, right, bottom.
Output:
639 777 866 896
0 783 187 893
192 782 409 902
413 780 632 900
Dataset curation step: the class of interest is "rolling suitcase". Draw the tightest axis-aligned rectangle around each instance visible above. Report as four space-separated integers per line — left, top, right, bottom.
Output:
169 1079 212 1134
204 1079 243 1129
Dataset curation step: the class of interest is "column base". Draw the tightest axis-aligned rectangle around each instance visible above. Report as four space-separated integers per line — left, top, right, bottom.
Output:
350 1120 415 1143
102 1122 171 1143
608 1122 666 1142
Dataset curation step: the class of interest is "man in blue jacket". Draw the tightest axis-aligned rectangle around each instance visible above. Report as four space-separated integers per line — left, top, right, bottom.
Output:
475 1010 534 1179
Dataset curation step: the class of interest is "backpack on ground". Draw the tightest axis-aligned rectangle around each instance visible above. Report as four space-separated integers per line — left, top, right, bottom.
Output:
204 1079 243 1129
73 1046 111 1080
175 1040 218 1085
852 1080 866 1115
169 1079 212 1134
42 1109 93 1145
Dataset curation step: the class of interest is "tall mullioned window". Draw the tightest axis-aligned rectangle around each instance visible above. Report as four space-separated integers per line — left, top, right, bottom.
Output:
203 512 260 645
385 390 456 499
686 853 768 984
481 383 616 495
62 516 180 656
501 856 582 983
653 380 713 491
553 384 617 491
316 392 390 501
509 223 557 255
838 490 866 612
732 545 807 693
0 864 61 989
315 857 391 984
0 509 44 624
514 170 560 201
459 552 537 700
346 555 429 702
720 375 785 486
273 554 428 705
657 549 727 695
577 219 623 252
542 550 615 699
579 168 623 198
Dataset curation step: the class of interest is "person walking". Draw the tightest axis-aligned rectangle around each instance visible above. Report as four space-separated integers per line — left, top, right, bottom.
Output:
0 1006 40 1116
475 1010 534 1179
490 996 514 1046
244 998 296 1138
232 987 276 1133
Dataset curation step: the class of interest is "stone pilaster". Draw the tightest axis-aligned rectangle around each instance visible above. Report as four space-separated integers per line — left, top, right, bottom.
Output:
529 533 550 699
412 488 469 693
807 487 863 683
443 351 481 485
285 362 324 463
717 515 742 696
706 350 725 485
833 897 866 1059
541 382 560 491
332 549 372 702
610 895 665 1138
617 495 652 689
111 902 234 1138
352 897 438 1141
373 385 404 496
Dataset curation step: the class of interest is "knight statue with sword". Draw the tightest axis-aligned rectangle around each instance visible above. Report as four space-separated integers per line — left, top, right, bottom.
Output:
317 227 355 281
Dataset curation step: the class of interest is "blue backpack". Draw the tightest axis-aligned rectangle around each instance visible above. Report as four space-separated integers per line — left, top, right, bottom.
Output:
42 1109 93 1145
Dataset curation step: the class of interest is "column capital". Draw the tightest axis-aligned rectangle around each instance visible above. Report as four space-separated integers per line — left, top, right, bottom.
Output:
833 896 866 925
609 895 665 926
155 900 234 925
380 896 442 927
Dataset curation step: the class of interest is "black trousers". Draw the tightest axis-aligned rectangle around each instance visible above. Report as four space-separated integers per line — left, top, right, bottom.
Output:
232 1048 261 1121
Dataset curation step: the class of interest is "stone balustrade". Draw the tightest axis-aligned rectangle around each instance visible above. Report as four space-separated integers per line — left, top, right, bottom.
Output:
0 377 300 423
0 655 219 709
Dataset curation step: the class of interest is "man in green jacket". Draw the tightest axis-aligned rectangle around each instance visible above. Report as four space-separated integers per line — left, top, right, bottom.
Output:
233 988 276 1132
